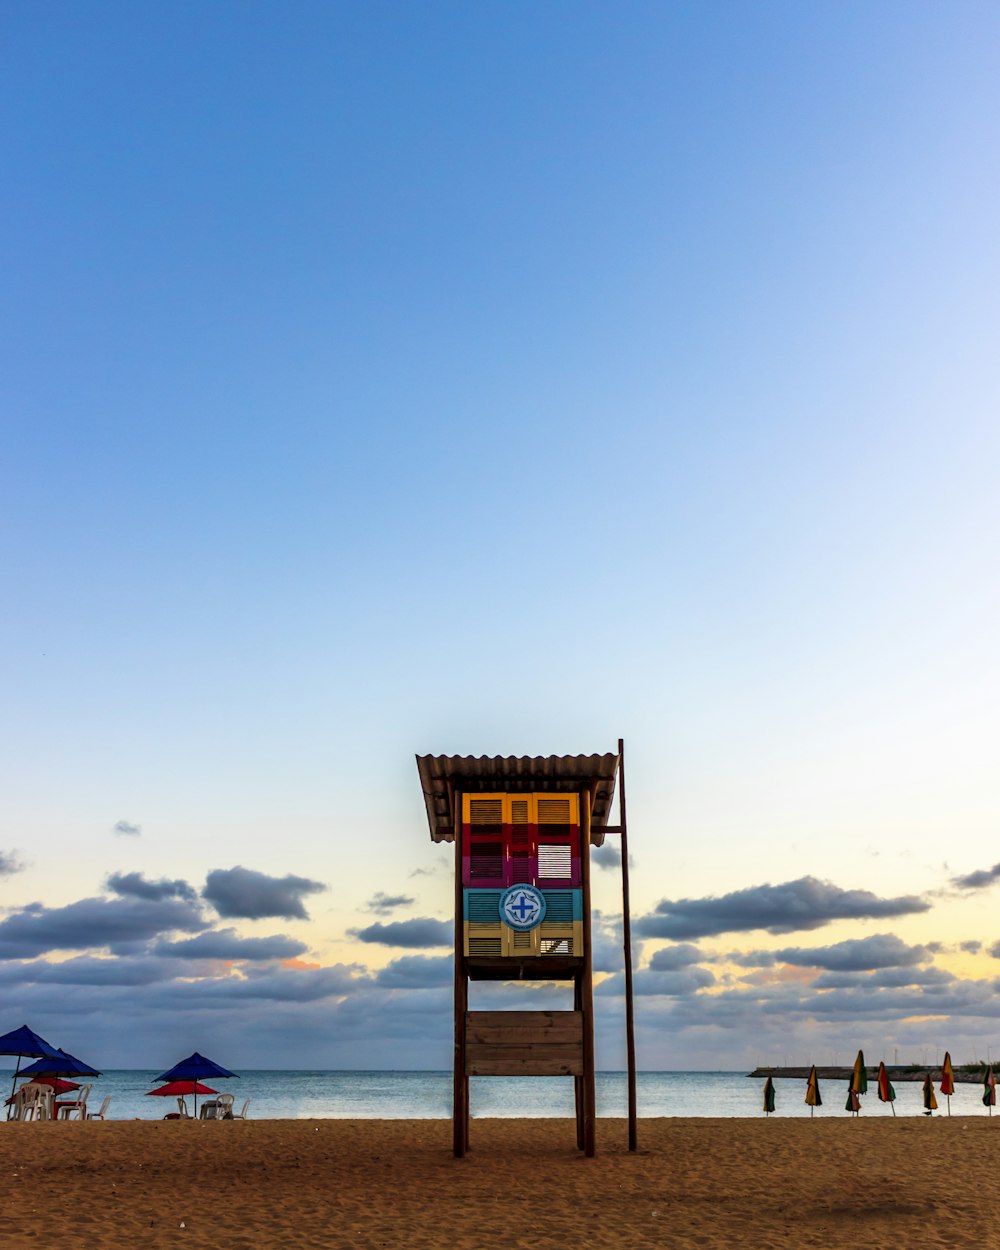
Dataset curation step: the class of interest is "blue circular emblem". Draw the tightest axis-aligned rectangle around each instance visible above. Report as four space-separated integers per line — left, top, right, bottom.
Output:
499 885 547 931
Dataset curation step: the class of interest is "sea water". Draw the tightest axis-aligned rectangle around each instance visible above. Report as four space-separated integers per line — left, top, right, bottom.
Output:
3 1069 992 1121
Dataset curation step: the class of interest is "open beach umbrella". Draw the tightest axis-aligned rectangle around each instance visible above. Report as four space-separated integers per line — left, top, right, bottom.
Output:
851 1050 868 1097
804 1065 822 1116
763 1076 775 1116
5 1077 79 1107
983 1066 996 1115
940 1052 955 1115
877 1062 896 1116
147 1080 218 1117
922 1073 938 1114
0 1025 61 1111
18 1047 101 1080
845 1082 861 1115
156 1053 237 1116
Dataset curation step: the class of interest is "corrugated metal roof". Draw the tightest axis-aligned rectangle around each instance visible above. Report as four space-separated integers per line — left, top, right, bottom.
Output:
415 752 620 846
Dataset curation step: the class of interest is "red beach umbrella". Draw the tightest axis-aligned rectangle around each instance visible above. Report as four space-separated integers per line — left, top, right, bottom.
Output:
146 1080 218 1097
940 1052 955 1116
146 1080 218 1116
5 1076 79 1104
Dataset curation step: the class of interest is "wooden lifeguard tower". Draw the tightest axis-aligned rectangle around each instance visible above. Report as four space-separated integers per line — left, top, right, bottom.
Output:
416 750 634 1158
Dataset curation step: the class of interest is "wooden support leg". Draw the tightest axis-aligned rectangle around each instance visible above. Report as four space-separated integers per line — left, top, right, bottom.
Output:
581 790 597 1158
574 976 584 1149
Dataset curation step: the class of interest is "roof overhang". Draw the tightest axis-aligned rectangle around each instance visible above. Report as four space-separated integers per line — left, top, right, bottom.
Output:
415 752 620 847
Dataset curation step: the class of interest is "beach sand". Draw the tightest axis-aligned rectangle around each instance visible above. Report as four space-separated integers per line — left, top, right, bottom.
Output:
2 1117 996 1249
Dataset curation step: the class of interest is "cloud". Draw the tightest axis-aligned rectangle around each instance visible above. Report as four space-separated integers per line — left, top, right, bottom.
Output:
0 955 191 988
648 943 706 971
591 843 621 870
952 862 1000 891
599 965 716 997
111 819 141 837
0 896 207 960
351 918 452 948
155 929 308 961
635 876 929 940
732 933 931 973
0 851 25 877
365 892 414 916
202 866 327 920
106 871 196 902
812 966 956 990
961 940 983 954
591 911 634 974
374 954 453 988
591 842 635 872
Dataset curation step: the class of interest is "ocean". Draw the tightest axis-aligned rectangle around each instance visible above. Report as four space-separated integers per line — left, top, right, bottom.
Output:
4 1069 992 1121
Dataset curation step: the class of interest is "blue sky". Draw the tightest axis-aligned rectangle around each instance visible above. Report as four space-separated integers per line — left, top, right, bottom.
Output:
2 1 999 1071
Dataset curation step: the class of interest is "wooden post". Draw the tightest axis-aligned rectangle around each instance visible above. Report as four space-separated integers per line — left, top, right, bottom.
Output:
618 737 638 1151
453 788 468 1158
580 788 597 1157
574 975 584 1149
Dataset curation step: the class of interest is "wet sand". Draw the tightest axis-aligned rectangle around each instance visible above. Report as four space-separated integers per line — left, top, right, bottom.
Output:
2 1117 997 1249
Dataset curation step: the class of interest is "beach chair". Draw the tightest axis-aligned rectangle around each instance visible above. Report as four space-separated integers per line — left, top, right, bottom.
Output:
176 1096 193 1119
58 1083 91 1120
215 1094 235 1119
87 1095 112 1120
231 1098 251 1120
19 1084 54 1122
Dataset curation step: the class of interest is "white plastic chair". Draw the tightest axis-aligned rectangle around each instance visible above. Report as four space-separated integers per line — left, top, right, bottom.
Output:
216 1094 235 1119
87 1095 112 1120
19 1084 54 1122
58 1083 91 1120
232 1098 251 1120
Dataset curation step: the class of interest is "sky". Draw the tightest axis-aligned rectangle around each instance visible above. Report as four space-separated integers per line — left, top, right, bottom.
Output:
1 1 999 1072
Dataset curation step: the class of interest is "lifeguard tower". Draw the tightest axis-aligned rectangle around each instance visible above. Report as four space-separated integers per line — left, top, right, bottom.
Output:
416 750 635 1157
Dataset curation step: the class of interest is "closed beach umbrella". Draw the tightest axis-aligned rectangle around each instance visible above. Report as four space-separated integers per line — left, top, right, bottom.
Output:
851 1050 868 1096
804 1065 822 1116
940 1052 955 1116
922 1073 938 1114
0 1025 61 1111
763 1076 775 1115
877 1062 896 1116
982 1066 996 1114
156 1053 237 1117
845 1083 861 1115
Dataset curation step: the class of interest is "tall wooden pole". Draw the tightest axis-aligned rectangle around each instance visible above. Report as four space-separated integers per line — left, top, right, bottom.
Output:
618 737 638 1151
453 788 468 1157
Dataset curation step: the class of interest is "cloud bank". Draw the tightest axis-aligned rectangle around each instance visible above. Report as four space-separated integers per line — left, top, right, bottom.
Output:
636 875 929 939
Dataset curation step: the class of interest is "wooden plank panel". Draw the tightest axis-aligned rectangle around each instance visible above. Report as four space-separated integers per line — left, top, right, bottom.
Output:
466 1025 583 1046
467 1011 580 1029
467 1043 583 1065
468 1057 584 1077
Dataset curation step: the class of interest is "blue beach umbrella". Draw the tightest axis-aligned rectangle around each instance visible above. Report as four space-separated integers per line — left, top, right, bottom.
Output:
19 1047 101 1080
156 1053 238 1116
0 1025 61 1110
